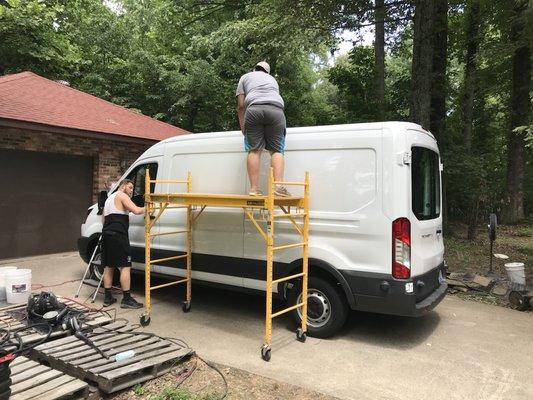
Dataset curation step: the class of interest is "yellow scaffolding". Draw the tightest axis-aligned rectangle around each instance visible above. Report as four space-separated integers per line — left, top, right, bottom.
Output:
141 168 310 361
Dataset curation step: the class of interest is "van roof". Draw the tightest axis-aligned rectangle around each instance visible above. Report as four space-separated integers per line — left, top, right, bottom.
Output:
151 121 432 151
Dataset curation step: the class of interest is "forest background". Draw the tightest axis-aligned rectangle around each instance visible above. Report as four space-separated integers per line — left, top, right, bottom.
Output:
1 0 531 238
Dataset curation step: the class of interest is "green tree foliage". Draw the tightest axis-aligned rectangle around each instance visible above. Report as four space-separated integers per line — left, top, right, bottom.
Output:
443 0 531 225
0 0 530 224
0 0 81 76
328 48 378 122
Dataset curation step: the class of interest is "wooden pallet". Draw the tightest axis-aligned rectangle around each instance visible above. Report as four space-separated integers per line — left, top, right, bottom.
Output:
9 356 89 400
32 322 194 393
0 297 113 353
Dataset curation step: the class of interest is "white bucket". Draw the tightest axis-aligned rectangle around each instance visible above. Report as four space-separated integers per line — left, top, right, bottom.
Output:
505 262 525 286
5 269 32 304
0 266 18 301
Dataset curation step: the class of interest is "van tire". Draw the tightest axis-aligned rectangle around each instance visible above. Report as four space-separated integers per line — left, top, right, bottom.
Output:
287 276 348 339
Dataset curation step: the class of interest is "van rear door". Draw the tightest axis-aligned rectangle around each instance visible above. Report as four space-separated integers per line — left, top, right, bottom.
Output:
408 134 444 279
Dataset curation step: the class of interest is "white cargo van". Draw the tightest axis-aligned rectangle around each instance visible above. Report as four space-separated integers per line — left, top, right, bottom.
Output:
78 122 447 338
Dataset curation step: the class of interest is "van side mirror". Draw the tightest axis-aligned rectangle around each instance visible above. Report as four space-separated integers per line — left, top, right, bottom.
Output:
132 194 145 207
97 191 107 215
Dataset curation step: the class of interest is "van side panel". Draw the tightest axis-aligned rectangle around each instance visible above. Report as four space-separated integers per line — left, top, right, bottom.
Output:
154 137 246 287
243 129 390 293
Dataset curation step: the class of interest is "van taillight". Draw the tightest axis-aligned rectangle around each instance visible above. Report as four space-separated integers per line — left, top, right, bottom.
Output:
392 218 411 279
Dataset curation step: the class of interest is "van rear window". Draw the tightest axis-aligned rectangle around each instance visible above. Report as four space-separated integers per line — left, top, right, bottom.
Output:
411 147 440 220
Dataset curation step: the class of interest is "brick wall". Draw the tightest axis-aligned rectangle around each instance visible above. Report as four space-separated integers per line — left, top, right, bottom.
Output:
0 126 152 201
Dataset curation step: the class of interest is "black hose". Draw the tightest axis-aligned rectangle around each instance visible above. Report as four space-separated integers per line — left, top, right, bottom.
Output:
11 323 53 355
0 328 9 347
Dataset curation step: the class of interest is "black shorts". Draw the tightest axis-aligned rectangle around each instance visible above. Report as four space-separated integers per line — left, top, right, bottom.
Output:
101 232 132 269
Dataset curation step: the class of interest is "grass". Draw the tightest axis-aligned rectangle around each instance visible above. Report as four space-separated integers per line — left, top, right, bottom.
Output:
132 384 219 400
133 385 146 396
444 221 532 276
147 388 219 400
455 291 505 306
443 221 532 310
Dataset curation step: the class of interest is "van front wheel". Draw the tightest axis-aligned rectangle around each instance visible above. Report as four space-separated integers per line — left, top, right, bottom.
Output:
287 276 348 339
88 244 104 283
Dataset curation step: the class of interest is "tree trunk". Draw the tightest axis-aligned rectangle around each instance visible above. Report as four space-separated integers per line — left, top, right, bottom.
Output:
461 0 482 238
428 0 449 224
410 0 434 128
461 0 481 152
467 197 479 240
187 103 198 132
502 0 530 223
430 0 448 147
375 0 386 119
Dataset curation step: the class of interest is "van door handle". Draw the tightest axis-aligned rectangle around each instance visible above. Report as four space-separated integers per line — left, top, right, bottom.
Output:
436 229 442 234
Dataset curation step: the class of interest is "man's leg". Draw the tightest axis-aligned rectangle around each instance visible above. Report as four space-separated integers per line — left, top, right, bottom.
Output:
264 106 290 196
119 266 131 291
244 106 265 194
270 151 284 182
247 150 262 191
103 267 117 306
270 151 290 196
119 267 143 309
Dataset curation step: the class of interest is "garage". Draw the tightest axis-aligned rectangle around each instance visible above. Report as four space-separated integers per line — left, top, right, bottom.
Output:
0 149 93 258
0 71 189 260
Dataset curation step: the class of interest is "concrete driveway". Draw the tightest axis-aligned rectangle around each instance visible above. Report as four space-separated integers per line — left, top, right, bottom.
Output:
2 252 532 400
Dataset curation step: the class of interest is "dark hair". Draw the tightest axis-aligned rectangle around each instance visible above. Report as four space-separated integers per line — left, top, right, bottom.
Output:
119 179 134 188
254 65 267 73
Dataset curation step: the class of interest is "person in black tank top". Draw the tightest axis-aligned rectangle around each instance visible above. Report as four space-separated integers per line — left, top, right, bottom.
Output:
101 179 145 309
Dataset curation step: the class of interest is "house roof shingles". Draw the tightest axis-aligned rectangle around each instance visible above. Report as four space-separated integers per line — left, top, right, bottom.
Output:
0 72 189 141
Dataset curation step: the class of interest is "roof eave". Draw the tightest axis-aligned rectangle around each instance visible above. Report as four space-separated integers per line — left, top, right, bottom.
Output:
0 118 160 145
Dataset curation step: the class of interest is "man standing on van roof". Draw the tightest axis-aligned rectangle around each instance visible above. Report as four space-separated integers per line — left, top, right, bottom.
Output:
101 179 144 309
236 61 291 197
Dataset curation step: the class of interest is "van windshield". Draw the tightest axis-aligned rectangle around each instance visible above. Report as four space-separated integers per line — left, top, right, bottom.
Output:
412 147 440 220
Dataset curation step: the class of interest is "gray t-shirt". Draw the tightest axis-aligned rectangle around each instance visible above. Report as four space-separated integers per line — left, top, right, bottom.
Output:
235 71 284 109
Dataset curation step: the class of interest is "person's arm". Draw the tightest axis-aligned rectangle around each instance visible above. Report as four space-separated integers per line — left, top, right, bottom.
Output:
236 94 245 133
118 192 145 215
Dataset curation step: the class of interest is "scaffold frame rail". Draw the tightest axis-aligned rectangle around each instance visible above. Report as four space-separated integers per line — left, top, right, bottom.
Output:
141 168 310 361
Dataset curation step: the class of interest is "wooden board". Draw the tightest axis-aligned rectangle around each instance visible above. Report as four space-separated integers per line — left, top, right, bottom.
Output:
9 356 89 400
32 324 194 393
0 297 113 353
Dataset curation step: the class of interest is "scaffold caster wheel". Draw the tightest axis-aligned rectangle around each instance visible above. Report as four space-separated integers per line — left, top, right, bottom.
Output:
509 291 529 311
182 301 191 313
296 328 307 343
261 345 271 362
140 314 151 327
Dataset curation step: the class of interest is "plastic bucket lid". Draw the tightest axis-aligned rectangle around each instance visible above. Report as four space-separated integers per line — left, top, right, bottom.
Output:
504 262 525 269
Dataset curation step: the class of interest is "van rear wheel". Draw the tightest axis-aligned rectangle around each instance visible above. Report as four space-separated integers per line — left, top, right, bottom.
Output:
287 276 348 338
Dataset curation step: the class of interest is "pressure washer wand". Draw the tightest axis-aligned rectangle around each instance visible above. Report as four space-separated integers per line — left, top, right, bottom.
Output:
74 330 109 359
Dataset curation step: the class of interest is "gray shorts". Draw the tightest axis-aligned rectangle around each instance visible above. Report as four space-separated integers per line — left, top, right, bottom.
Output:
244 104 286 154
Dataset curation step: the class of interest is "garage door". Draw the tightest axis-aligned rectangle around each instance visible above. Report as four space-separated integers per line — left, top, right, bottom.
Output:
0 149 93 259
